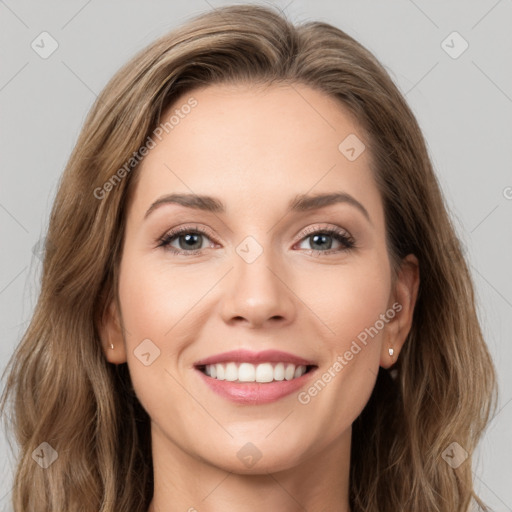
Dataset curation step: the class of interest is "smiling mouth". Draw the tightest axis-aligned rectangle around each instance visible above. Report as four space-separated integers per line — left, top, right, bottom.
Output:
196 362 317 383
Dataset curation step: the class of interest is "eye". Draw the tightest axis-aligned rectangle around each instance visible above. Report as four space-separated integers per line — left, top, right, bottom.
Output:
157 225 216 255
157 224 356 256
295 226 356 255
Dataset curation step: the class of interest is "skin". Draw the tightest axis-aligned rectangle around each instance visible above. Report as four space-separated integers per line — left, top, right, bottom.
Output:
100 83 419 512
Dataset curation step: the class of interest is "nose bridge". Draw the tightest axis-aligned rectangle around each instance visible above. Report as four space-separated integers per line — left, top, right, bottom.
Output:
220 232 295 327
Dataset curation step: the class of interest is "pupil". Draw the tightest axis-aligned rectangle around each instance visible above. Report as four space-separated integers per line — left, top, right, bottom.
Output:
311 234 332 250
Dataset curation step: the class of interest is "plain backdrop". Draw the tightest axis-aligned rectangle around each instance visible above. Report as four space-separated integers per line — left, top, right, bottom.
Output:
1 0 511 510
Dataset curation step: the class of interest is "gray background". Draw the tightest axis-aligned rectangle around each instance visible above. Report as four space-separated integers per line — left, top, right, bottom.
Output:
1 0 511 510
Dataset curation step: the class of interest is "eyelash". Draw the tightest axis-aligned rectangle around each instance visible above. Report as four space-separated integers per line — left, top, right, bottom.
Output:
156 224 356 256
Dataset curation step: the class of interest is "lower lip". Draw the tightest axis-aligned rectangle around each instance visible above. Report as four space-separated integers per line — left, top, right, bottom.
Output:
195 367 317 405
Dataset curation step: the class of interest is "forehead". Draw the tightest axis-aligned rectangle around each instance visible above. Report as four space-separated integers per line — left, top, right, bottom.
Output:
130 83 382 223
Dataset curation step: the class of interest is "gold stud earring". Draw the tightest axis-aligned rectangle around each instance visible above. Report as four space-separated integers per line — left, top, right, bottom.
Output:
388 347 394 357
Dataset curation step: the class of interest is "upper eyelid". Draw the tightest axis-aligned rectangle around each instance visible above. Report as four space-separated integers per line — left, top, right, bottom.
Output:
300 224 351 238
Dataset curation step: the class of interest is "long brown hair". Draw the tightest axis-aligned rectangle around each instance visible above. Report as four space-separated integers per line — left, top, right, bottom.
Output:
0 4 497 511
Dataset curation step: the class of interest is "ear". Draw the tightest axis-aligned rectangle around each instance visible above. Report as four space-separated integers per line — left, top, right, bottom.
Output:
380 254 420 368
98 299 127 365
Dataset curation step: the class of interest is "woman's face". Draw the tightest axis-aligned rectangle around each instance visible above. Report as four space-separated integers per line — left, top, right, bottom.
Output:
102 83 418 475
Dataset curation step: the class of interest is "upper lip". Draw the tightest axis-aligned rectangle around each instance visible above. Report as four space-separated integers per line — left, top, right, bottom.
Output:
194 349 317 367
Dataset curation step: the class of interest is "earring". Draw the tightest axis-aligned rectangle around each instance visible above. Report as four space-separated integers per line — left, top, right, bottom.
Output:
388 347 394 357
110 343 114 350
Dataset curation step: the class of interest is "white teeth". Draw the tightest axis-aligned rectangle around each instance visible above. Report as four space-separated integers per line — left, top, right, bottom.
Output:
284 364 295 381
274 362 285 381
238 362 256 382
225 362 238 381
202 362 308 383
255 363 274 383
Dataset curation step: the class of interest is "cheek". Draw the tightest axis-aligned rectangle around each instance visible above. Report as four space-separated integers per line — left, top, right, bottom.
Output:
297 272 390 428
338 270 390 352
296 254 391 350
116 254 186 393
117 252 203 338
116 272 196 448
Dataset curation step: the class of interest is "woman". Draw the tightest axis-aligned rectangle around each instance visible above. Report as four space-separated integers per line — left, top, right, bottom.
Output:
0 4 497 511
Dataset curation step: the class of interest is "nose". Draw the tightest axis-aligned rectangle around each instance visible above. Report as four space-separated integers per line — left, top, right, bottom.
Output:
219 244 296 329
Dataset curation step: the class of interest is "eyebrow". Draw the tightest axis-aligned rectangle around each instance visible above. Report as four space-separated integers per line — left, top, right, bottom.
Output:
144 192 371 223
